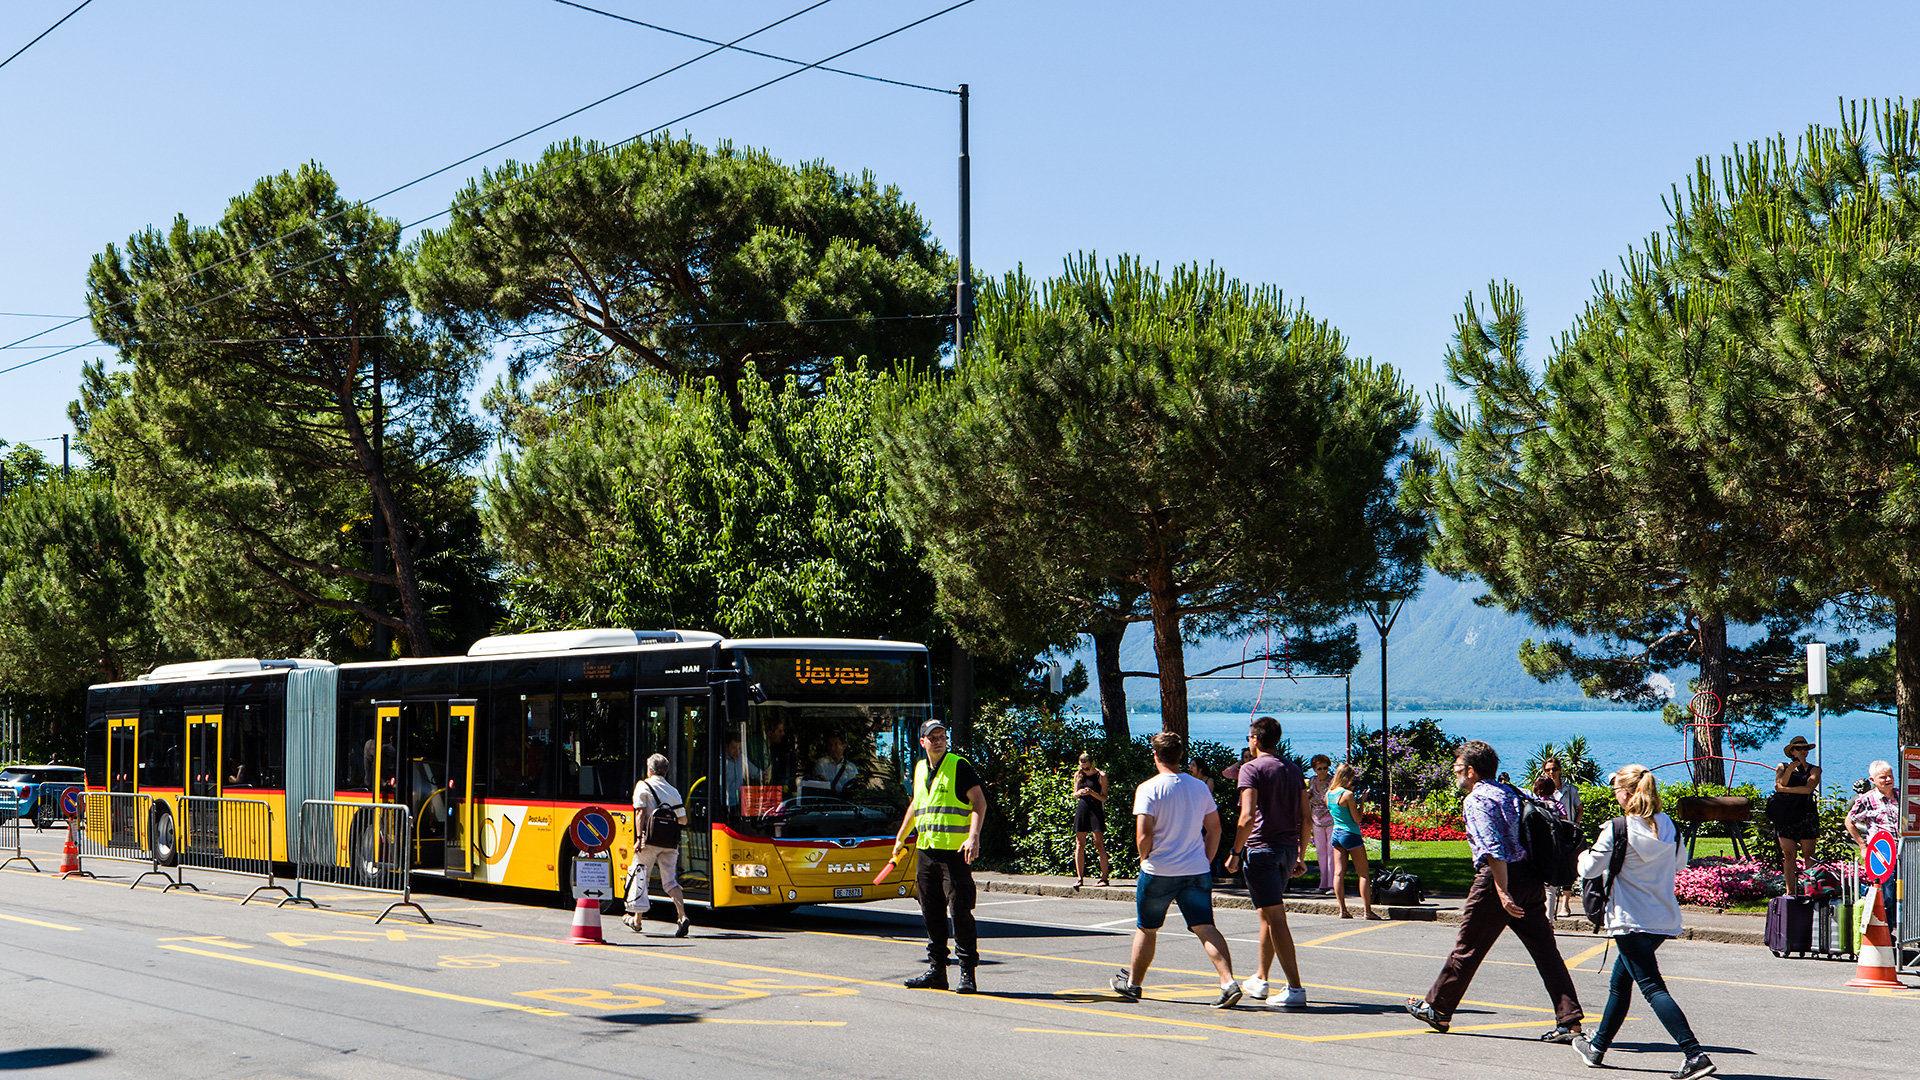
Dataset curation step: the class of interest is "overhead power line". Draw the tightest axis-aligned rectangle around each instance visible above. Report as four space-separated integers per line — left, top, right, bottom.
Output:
1 0 977 379
1 0 845 359
0 314 952 352
552 0 956 95
0 0 94 74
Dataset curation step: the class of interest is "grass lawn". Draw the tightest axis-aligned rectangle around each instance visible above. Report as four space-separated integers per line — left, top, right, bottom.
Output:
1298 839 1478 896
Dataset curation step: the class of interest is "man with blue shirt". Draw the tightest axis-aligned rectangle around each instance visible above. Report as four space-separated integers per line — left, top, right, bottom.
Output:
1111 731 1242 1009
1406 739 1583 1042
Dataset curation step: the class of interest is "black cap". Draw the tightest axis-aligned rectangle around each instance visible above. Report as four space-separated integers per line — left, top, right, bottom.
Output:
919 719 949 740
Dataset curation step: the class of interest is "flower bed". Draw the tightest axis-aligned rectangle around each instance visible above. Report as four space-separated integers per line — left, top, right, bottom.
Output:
1359 812 1467 842
1672 858 1850 907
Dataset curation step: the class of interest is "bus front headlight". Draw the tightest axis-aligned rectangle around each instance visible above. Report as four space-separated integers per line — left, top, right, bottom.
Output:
731 863 768 878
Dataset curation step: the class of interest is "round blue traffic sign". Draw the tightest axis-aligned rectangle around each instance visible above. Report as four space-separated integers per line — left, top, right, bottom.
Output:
1865 829 1897 884
60 787 82 817
568 806 615 854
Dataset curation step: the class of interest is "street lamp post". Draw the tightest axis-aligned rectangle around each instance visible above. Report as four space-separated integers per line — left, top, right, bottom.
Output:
1366 596 1408 861
1807 642 1827 803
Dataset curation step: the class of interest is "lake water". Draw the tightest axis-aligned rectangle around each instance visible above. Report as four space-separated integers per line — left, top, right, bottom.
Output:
1126 708 1904 791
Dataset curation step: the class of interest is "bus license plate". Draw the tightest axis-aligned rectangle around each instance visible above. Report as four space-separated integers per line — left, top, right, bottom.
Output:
833 887 862 899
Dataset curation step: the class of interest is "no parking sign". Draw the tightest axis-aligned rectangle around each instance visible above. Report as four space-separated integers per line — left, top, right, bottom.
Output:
60 787 82 818
1864 829 1897 885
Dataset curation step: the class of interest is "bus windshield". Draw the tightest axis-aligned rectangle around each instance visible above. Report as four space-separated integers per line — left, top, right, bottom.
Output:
724 647 929 839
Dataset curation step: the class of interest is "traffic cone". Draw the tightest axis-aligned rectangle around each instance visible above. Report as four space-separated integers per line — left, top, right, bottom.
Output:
1845 885 1908 989
58 819 81 876
568 897 605 944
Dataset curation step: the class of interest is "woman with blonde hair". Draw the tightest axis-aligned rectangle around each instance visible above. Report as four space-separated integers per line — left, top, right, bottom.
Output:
1571 765 1717 1080
1325 762 1380 919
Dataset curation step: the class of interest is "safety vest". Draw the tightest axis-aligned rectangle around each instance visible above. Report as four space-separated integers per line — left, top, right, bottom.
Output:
912 753 973 851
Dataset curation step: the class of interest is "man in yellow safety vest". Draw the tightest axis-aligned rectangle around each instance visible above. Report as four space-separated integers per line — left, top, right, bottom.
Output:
891 718 987 993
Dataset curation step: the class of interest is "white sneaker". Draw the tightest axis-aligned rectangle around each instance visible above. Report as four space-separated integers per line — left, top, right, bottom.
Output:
1278 985 1307 1010
1241 977 1269 1001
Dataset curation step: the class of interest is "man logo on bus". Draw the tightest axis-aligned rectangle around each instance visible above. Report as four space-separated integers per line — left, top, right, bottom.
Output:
826 862 873 874
795 660 870 686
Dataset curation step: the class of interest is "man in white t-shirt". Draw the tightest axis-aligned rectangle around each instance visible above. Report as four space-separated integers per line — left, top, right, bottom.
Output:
1111 731 1242 1008
626 753 690 937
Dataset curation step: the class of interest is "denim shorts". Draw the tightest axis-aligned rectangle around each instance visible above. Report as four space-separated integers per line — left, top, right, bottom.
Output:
1329 828 1365 851
1243 845 1296 908
1135 871 1215 930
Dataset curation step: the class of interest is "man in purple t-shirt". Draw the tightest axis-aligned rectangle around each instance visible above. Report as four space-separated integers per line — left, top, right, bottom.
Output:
1223 716 1309 1008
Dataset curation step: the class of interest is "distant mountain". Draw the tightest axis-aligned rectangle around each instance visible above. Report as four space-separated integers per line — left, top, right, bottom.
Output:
1064 569 1610 713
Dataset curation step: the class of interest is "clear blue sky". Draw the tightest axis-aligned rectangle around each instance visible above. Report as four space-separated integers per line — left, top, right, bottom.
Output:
6 0 1920 460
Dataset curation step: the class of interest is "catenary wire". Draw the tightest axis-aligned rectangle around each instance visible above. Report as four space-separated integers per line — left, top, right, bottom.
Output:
0 0 977 379
0 0 94 74
0 0 845 357
551 0 955 95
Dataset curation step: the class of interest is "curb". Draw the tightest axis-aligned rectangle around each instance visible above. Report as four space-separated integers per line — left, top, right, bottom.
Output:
975 877 1767 946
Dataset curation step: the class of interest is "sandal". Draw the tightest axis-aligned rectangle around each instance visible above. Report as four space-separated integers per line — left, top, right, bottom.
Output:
1338 910 1354 919
1095 878 1109 887
1405 998 1449 1033
1539 1026 1578 1044
1364 911 1385 920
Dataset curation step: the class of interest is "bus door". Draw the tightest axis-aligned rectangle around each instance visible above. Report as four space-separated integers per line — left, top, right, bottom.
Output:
674 695 711 897
443 700 477 878
105 715 139 846
184 712 222 851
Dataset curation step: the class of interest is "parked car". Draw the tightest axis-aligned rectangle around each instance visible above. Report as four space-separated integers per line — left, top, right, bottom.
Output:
0 764 86 829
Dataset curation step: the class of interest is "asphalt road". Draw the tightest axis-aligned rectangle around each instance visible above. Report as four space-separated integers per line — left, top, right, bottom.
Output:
1 825 1912 1079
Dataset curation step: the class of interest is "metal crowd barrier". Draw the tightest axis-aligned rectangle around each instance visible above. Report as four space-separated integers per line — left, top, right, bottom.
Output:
286 800 430 924
178 796 292 905
1898 838 1919 975
79 791 192 891
0 797 37 871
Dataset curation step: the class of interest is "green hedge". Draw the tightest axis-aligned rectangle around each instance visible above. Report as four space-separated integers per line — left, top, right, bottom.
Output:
970 703 1245 877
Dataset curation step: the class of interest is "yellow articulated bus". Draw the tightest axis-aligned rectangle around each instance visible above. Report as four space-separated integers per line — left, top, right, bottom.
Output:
84 630 930 909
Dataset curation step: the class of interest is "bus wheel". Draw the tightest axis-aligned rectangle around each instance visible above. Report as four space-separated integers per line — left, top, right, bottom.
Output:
149 804 178 867
349 813 386 888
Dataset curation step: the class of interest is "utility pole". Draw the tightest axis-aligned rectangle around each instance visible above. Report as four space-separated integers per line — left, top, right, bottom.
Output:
948 82 975 744
1366 595 1408 861
61 434 69 480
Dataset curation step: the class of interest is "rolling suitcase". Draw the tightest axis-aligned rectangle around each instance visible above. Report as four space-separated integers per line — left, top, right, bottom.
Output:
1765 895 1813 956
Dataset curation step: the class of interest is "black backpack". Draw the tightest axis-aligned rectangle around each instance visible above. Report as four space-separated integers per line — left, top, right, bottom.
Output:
642 779 683 850
1580 818 1630 930
1518 791 1581 888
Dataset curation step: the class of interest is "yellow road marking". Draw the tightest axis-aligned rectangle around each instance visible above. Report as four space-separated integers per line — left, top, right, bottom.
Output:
0 911 81 931
1300 922 1402 947
1016 1028 1207 1040
1564 942 1610 971
702 1019 846 1026
160 945 568 1017
158 936 252 948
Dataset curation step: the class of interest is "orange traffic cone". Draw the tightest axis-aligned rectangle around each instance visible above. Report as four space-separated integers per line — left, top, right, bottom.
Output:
58 818 83 877
1845 885 1908 989
568 897 605 944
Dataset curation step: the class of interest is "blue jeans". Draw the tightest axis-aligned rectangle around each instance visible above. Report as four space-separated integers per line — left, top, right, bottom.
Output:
1134 871 1214 930
1592 932 1702 1057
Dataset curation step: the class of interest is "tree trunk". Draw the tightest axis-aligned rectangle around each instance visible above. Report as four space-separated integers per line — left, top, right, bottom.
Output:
1895 595 1920 748
1693 612 1728 786
1090 619 1129 742
339 356 433 658
1146 567 1189 741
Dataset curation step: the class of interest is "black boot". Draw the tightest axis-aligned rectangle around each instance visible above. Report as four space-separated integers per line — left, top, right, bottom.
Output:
904 962 949 990
955 965 977 994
